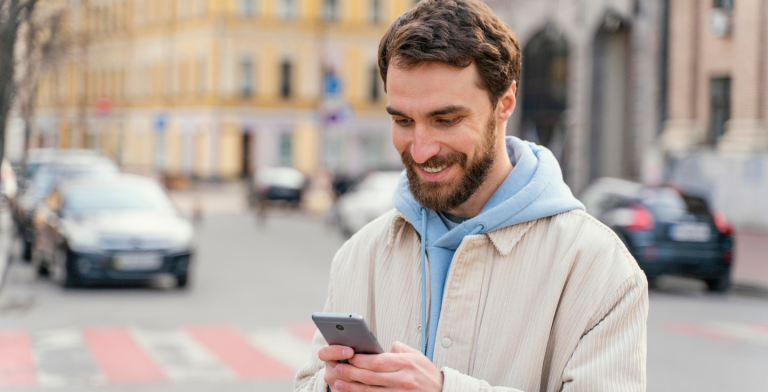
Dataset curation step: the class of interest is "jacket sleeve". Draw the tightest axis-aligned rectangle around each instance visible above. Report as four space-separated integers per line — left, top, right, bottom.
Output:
559 271 648 392
439 271 648 392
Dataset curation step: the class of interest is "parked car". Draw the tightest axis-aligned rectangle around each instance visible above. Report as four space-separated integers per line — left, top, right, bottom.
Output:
334 170 402 237
18 149 101 191
14 154 119 260
580 178 734 291
31 174 194 288
248 167 307 206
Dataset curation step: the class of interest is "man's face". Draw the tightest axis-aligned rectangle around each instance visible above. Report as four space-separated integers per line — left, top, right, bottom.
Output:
387 62 499 212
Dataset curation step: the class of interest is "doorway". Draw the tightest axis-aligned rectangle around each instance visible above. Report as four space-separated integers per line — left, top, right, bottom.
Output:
521 25 570 159
241 131 253 178
590 13 634 181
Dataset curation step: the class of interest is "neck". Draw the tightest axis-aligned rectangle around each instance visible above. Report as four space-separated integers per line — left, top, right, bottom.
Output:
447 138 513 218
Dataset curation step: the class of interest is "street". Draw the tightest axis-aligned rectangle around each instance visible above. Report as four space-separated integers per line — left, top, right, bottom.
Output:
1 202 767 391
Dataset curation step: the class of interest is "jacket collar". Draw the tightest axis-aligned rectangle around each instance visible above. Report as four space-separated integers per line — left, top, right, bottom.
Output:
388 210 537 256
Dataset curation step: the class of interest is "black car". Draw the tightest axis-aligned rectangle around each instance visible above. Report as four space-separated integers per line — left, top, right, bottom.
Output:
248 167 307 206
13 154 118 260
32 175 194 288
582 178 733 291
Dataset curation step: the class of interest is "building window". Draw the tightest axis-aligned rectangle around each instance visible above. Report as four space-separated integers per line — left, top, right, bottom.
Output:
280 60 292 99
369 65 380 102
239 57 254 97
370 0 381 23
280 0 296 20
278 132 293 166
710 77 731 143
324 0 338 21
713 0 733 10
241 0 256 16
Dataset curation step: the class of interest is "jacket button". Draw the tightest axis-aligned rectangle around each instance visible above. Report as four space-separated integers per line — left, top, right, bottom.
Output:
417 325 421 332
441 337 452 348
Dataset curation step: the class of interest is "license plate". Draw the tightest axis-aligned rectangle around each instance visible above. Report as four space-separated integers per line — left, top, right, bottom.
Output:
669 223 711 242
113 253 163 271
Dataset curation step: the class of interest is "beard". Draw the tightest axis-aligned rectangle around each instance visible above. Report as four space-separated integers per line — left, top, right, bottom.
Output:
401 116 497 212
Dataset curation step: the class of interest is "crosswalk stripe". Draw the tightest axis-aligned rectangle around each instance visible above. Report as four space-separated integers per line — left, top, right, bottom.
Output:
0 330 37 388
186 325 295 380
31 329 105 388
82 327 166 385
133 328 236 383
249 328 314 370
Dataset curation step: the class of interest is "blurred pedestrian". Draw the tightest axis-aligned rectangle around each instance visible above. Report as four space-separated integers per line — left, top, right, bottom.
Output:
296 1 648 392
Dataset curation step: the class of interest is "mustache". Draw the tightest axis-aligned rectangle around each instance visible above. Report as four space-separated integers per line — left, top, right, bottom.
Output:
400 150 467 170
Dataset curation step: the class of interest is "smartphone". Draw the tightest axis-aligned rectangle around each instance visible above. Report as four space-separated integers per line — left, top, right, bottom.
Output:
312 312 385 357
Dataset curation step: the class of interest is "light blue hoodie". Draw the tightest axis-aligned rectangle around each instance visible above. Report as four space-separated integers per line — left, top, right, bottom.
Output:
392 136 585 360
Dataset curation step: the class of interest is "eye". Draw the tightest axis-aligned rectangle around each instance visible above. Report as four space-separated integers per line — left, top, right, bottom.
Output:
393 118 411 126
437 118 458 125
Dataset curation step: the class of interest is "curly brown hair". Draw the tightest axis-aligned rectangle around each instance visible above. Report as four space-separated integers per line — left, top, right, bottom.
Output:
378 0 521 108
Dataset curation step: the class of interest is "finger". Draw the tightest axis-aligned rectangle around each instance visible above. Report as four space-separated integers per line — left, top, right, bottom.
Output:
319 345 355 362
335 363 398 387
349 353 406 372
390 341 421 354
334 379 387 392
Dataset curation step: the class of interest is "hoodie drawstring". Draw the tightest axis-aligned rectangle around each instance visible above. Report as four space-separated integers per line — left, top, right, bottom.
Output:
420 207 428 355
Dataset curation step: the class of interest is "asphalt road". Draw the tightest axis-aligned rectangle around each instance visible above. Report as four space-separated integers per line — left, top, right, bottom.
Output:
1 210 767 392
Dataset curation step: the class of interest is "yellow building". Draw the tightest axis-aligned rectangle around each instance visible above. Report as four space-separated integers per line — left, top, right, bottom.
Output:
32 0 419 179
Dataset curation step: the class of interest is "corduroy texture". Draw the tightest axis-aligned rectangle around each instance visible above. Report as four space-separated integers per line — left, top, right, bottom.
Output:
295 209 648 392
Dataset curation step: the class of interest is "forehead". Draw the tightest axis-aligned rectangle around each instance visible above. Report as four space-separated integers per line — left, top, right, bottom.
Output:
386 62 488 113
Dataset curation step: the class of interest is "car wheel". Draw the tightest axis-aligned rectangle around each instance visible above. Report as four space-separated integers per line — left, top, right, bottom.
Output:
705 272 730 293
176 273 189 288
51 246 79 289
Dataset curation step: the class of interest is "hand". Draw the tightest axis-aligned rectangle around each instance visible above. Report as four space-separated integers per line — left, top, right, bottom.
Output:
333 341 443 391
318 345 355 392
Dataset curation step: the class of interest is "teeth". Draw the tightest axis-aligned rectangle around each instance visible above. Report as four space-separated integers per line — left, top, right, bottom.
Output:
423 164 448 173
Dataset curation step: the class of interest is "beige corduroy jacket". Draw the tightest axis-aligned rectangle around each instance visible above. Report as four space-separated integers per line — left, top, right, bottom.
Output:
295 208 648 392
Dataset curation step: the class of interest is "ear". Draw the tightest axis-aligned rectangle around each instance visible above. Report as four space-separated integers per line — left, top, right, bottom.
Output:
496 81 517 122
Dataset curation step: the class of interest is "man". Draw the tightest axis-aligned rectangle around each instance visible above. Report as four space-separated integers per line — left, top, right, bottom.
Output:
296 1 648 391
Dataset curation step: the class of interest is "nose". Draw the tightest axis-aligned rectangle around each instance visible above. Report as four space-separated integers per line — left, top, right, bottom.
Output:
410 124 440 164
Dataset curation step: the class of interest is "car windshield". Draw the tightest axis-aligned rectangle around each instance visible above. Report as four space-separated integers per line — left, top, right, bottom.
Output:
31 164 118 200
639 188 689 222
24 163 41 180
64 182 176 215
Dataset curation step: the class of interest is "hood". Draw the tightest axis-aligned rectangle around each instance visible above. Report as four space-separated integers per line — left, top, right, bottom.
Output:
62 211 194 252
394 136 585 249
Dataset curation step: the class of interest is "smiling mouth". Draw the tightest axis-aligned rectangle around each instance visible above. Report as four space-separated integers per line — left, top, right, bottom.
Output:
421 164 449 173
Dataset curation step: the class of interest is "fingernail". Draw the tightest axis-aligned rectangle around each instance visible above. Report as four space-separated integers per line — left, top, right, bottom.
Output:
342 348 350 357
335 381 344 391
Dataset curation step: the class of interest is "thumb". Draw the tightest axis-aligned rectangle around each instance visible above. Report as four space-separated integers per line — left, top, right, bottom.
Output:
390 341 420 354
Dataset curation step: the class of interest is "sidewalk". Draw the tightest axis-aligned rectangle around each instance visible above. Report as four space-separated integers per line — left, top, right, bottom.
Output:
732 229 768 289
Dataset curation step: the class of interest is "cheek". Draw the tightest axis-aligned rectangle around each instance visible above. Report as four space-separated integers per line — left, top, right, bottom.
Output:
392 129 410 155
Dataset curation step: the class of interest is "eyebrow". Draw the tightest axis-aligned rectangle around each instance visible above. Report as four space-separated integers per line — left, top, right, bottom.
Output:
385 106 408 117
385 104 471 118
